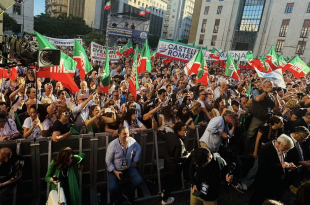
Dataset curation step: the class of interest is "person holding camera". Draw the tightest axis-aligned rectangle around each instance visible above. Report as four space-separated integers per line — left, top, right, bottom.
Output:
244 80 280 157
45 147 85 205
105 127 142 205
189 147 233 205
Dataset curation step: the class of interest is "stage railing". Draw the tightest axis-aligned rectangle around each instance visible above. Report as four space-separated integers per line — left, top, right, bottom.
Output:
0 125 206 205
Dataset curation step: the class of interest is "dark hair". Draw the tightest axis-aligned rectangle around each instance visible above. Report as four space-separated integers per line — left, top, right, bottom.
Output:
268 115 283 125
53 147 76 170
199 89 206 95
124 109 137 124
176 104 190 123
214 97 225 110
194 148 213 167
158 89 166 95
118 126 128 134
173 121 186 134
181 96 191 105
26 87 35 95
89 104 100 118
162 106 174 123
57 90 66 97
294 126 310 136
296 181 310 205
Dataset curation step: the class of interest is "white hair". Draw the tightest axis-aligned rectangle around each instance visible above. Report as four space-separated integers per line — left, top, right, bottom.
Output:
80 81 87 86
276 134 294 149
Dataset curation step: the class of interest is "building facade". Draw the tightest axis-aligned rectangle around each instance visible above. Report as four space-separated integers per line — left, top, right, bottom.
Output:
163 0 195 42
189 0 310 62
46 0 68 17
5 0 34 33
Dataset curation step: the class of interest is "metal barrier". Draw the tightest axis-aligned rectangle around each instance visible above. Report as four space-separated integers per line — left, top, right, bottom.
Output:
0 125 206 205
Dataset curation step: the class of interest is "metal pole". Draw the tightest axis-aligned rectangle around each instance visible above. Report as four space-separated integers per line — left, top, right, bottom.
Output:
153 130 162 194
23 1 25 32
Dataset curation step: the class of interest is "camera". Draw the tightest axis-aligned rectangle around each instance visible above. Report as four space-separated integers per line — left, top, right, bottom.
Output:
228 84 238 90
273 87 282 92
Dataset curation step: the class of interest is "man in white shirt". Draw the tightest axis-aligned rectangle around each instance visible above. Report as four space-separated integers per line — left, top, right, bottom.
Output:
71 93 95 128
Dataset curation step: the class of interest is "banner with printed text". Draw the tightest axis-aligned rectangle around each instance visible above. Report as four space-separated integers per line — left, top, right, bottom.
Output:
205 51 248 61
90 42 121 62
44 36 82 47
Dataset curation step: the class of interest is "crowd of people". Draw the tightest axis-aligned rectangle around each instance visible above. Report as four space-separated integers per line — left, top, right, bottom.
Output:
0 54 310 205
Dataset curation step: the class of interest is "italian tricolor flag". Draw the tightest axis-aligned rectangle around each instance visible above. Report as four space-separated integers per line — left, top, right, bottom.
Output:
282 56 310 79
278 55 287 68
137 39 151 74
260 54 272 73
196 48 209 86
100 45 110 94
129 45 140 99
139 10 145 16
73 39 92 81
210 47 221 62
265 45 279 70
117 41 133 57
151 50 156 61
104 1 111 10
225 54 240 81
145 7 152 13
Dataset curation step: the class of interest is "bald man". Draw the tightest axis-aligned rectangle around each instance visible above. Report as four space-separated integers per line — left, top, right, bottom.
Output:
0 148 24 201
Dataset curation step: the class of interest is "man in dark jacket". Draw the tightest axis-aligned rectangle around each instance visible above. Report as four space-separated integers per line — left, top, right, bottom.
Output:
158 122 190 205
290 112 310 133
249 134 295 205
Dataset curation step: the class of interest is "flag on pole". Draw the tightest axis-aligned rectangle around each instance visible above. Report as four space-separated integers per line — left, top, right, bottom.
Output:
176 37 179 42
265 45 279 70
210 47 221 62
0 68 8 78
282 56 310 79
196 48 209 86
246 51 254 61
278 55 287 68
260 55 272 73
129 45 140 99
139 10 145 16
192 40 195 46
117 41 133 57
100 45 111 94
225 54 240 81
104 1 111 10
254 68 286 88
73 39 92 81
145 6 152 13
34 31 79 93
137 39 151 74
151 50 157 61
8 67 17 81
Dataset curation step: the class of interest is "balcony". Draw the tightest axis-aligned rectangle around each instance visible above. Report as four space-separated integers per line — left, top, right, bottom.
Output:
52 1 67 6
53 8 67 13
300 27 310 38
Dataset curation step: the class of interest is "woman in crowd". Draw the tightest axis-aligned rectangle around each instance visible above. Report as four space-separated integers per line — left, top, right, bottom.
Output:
158 106 176 132
123 108 147 134
211 97 227 118
23 104 52 139
176 104 195 130
46 147 85 205
85 104 116 133
58 90 72 109
0 110 20 141
189 101 207 126
51 107 73 142
25 68 35 85
89 78 97 94
181 96 192 106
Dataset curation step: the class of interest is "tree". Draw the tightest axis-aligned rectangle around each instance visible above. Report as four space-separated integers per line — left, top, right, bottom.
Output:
34 14 92 38
84 31 106 46
148 35 160 49
3 13 19 32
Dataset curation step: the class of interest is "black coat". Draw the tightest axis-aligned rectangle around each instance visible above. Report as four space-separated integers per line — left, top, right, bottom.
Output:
290 117 309 133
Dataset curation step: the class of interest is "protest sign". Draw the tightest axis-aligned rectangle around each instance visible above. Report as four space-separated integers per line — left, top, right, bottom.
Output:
205 51 248 61
156 39 208 62
90 42 120 62
44 36 82 47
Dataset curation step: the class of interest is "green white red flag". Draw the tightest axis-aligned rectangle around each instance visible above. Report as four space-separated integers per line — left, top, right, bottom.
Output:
137 39 151 74
104 1 111 10
139 10 145 16
260 55 272 73
282 56 310 79
151 50 156 61
225 54 240 81
196 48 209 86
278 55 287 68
145 7 152 13
129 45 140 99
265 45 280 70
73 39 92 81
100 45 111 94
117 41 133 57
210 47 221 62
34 31 79 93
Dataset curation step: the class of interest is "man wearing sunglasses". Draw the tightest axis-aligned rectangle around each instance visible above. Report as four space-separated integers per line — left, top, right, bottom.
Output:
71 93 96 128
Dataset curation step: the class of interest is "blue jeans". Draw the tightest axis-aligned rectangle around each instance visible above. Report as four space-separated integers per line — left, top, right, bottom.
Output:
108 167 143 202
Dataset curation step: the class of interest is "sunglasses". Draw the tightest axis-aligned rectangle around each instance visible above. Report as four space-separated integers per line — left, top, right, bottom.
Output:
62 112 70 115
46 83 52 86
61 93 66 95
200 94 207 96
79 98 88 101
66 157 74 162
113 95 119 97
130 105 136 108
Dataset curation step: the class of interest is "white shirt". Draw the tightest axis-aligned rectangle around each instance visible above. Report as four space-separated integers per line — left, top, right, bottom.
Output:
71 100 95 128
9 94 28 120
123 119 143 130
22 117 52 139
0 119 19 137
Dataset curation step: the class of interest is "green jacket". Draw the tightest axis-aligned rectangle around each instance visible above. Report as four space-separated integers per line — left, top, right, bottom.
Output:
45 153 85 205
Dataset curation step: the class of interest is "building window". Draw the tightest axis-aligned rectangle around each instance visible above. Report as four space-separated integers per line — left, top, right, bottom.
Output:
142 3 144 6
239 0 265 31
219 0 224 1
199 35 204 44
285 3 294 13
13 4 21 15
213 19 220 33
204 6 209 15
169 34 172 37
201 19 207 33
206 0 211 2
138 1 140 5
134 0 136 3
217 6 223 14
301 20 310 38
279 19 290 37
276 40 285 52
211 35 217 46
172 15 175 18
59 7 62 12
307 3 310 13
296 41 306 55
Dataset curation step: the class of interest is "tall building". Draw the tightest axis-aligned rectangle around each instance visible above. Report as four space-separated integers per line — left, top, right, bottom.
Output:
163 0 195 42
111 0 168 37
46 0 68 17
5 0 34 33
189 0 310 62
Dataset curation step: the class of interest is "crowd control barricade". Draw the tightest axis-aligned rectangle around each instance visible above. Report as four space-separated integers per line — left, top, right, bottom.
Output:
0 126 207 205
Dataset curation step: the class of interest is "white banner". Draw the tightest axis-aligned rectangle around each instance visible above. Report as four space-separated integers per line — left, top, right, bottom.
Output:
90 42 121 63
44 36 82 47
205 51 248 61
255 68 286 88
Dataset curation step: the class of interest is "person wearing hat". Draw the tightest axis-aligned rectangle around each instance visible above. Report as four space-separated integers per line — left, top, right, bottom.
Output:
186 74 196 92
0 110 20 141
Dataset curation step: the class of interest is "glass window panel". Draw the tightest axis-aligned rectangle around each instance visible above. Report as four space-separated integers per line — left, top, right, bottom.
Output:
239 0 265 32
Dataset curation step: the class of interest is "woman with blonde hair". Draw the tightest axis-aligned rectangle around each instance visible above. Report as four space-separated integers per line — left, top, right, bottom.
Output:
189 101 207 126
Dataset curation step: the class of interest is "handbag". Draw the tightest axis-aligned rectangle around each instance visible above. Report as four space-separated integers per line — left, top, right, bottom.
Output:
46 182 66 205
